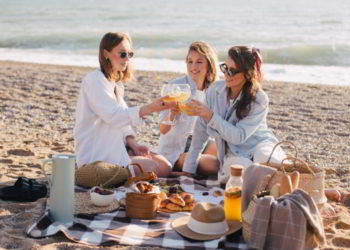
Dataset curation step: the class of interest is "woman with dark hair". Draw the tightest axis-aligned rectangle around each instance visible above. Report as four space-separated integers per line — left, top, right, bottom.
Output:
74 32 175 178
181 45 286 183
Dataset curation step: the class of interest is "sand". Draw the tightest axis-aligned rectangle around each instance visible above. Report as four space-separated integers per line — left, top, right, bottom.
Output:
0 61 349 249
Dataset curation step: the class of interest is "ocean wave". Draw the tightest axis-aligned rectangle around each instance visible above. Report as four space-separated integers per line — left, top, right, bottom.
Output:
259 44 350 67
0 48 349 86
1 37 350 67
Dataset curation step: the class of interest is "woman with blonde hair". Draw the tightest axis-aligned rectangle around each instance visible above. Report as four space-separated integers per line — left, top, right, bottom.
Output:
158 41 219 173
74 32 175 179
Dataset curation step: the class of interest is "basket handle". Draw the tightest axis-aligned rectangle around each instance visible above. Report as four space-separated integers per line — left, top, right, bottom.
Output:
128 163 145 174
126 163 156 186
266 141 298 164
281 156 315 176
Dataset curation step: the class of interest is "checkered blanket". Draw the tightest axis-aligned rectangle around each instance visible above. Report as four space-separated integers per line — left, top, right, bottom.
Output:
26 176 248 249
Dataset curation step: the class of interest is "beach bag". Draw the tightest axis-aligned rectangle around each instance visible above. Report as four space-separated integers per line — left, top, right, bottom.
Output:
75 161 130 188
243 192 267 243
260 141 327 205
243 191 324 248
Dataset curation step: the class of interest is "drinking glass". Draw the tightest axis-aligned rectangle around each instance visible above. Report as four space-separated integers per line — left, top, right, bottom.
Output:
160 83 191 125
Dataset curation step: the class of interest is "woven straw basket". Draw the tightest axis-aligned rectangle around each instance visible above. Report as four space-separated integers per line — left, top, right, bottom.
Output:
243 195 259 243
125 164 160 219
243 141 327 243
75 161 130 188
261 141 326 205
126 192 161 219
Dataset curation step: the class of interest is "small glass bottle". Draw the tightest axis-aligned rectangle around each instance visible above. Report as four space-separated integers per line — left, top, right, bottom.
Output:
224 165 243 221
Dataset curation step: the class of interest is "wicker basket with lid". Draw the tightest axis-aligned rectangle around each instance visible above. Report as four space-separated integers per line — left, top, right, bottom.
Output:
125 164 160 219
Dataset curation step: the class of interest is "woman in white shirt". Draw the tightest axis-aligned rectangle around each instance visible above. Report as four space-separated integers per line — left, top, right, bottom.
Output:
74 32 175 177
158 41 218 174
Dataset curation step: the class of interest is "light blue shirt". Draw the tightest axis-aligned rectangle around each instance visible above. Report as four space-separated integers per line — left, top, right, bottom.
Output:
183 80 278 174
157 75 205 165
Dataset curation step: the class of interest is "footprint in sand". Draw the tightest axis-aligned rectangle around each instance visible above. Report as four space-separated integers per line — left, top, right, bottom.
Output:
335 221 350 230
332 237 350 248
0 159 13 164
8 164 25 169
7 149 34 156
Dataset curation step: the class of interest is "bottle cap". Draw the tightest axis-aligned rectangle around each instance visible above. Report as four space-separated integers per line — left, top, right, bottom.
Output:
230 165 243 177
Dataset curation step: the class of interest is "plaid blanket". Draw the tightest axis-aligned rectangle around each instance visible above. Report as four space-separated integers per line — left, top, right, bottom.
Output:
27 176 248 249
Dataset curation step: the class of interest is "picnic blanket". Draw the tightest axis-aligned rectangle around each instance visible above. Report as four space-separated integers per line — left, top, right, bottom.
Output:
26 176 248 249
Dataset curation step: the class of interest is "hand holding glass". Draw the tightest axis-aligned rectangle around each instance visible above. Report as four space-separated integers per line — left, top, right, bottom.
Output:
178 91 204 116
160 84 191 125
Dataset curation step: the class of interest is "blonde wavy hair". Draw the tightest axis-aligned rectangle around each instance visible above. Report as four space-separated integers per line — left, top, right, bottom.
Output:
99 32 133 82
186 41 219 90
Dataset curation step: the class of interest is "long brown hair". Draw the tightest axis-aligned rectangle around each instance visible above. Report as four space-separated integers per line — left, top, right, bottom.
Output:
228 46 263 120
99 32 133 82
186 41 219 90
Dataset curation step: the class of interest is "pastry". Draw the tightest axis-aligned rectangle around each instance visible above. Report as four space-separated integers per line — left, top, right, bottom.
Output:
289 171 300 190
280 174 293 195
180 192 193 204
169 193 185 207
165 202 183 211
136 182 145 193
159 191 167 201
159 199 171 209
136 182 155 193
182 201 196 211
270 183 280 198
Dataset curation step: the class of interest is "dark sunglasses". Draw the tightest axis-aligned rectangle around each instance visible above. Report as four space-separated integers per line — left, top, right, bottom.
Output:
119 51 134 59
220 63 242 77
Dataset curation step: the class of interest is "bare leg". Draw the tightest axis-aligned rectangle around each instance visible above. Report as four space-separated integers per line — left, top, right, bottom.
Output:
173 153 219 177
198 155 220 176
130 156 159 176
150 153 172 177
174 140 217 172
131 155 171 178
203 141 217 157
173 153 188 172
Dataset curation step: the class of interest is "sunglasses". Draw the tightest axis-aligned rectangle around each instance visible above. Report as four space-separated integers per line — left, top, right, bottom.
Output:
119 51 134 59
220 63 242 77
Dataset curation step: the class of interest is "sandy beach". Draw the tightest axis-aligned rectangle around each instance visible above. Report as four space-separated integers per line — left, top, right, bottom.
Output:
0 61 349 249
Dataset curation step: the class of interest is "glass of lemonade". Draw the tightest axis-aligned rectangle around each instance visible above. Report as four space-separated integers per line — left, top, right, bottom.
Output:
160 83 191 125
178 90 204 116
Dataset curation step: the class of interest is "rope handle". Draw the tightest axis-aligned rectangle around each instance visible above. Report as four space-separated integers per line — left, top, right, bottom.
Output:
281 156 315 176
266 141 298 164
101 165 122 188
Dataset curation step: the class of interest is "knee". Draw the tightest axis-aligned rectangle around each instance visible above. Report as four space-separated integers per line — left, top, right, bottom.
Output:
254 143 286 163
156 160 172 177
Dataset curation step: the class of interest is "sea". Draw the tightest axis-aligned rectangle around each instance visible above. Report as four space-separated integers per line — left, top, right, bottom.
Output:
0 0 349 86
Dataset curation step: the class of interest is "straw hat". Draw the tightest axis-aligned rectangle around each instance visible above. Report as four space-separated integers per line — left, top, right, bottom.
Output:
172 202 241 241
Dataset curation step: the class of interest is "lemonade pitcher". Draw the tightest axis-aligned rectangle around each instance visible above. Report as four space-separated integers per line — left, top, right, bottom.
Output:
42 154 76 223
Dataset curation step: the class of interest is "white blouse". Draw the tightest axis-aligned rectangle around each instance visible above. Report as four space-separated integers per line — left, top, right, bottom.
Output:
157 75 205 166
74 69 143 167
